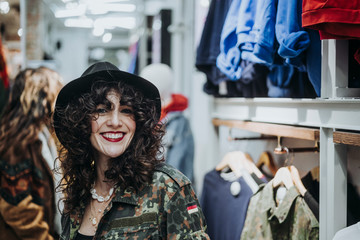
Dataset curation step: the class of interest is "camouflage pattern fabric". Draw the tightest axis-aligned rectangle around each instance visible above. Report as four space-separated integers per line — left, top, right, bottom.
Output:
60 163 210 240
240 181 319 240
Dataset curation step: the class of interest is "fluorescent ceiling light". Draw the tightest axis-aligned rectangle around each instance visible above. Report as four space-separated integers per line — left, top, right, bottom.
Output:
103 0 130 2
0 1 10 14
83 0 130 3
200 0 210 8
92 26 104 37
88 3 136 14
94 17 136 30
102 33 112 43
64 18 93 28
55 4 86 18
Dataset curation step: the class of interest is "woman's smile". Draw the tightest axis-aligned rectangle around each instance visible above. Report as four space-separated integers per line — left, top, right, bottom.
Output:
101 132 125 142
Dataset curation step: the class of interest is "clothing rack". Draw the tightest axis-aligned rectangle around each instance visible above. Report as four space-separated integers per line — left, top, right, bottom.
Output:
333 131 360 147
210 96 359 240
212 118 320 141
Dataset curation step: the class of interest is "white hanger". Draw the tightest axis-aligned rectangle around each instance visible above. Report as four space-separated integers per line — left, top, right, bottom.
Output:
216 151 248 178
272 166 294 190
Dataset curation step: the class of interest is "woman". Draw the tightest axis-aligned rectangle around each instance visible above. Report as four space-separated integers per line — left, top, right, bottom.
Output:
0 67 64 239
53 61 209 239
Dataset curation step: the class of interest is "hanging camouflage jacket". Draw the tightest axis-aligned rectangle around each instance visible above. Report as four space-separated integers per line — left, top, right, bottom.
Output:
60 163 210 240
241 181 319 240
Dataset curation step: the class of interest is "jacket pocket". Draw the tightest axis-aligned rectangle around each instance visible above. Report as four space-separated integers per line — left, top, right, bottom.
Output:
103 212 159 240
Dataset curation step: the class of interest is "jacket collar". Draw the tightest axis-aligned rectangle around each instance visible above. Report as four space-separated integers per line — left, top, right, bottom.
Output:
260 180 299 224
112 186 138 205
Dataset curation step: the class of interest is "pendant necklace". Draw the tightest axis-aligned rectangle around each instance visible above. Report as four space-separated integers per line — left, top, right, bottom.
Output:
88 184 115 231
89 200 102 228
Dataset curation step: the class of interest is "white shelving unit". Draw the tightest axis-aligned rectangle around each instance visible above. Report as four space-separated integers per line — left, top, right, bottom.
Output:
210 39 360 240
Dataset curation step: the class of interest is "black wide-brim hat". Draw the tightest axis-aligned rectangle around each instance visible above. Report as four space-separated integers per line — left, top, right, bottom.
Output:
53 61 161 143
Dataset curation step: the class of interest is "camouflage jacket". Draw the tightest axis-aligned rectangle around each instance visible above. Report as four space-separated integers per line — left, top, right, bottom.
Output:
241 181 319 240
60 163 210 240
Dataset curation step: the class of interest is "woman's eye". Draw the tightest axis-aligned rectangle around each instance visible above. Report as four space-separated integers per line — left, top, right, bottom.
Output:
121 108 133 114
95 108 107 113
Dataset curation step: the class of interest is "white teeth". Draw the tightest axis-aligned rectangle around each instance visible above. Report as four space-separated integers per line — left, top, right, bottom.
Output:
103 133 123 139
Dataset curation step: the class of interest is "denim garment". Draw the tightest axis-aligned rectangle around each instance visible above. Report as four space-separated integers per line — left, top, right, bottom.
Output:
234 60 269 98
304 29 321 96
216 0 243 80
237 0 267 64
196 0 233 66
196 0 233 95
275 0 310 70
163 112 195 185
253 0 278 64
267 64 317 98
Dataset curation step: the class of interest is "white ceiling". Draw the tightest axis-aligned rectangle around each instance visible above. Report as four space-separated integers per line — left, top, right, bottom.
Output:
1 0 173 45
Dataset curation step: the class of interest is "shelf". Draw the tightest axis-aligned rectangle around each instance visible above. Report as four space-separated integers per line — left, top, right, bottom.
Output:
212 118 320 141
212 98 360 131
333 131 360 147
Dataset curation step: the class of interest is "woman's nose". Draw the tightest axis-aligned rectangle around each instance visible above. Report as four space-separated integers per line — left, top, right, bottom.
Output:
108 111 122 127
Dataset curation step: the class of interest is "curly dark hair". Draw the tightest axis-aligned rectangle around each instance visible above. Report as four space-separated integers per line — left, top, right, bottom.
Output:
54 79 165 214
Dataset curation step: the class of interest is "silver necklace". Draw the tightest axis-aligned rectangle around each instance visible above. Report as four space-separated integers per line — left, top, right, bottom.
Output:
90 185 114 203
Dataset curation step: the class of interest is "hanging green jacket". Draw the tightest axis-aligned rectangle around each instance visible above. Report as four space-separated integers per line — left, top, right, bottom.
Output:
241 181 319 240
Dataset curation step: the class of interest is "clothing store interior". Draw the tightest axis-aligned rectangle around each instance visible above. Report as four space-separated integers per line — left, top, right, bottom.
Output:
1 0 360 239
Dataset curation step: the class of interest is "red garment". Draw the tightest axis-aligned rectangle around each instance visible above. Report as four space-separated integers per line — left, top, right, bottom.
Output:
354 48 360 65
302 0 360 39
0 36 9 89
160 94 188 121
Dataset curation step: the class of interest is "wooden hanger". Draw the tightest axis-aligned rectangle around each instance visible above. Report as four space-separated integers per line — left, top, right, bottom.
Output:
310 166 320 182
256 151 278 176
289 165 307 196
245 153 264 179
272 167 294 189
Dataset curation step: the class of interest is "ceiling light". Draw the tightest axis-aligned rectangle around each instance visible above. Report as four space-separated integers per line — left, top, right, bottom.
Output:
103 0 130 2
94 17 136 30
102 33 112 43
200 0 210 8
55 4 86 18
64 18 93 28
0 1 10 14
82 0 130 4
88 3 136 15
92 26 104 37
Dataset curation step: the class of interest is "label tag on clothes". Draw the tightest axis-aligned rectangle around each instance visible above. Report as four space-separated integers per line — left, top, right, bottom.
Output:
187 205 199 214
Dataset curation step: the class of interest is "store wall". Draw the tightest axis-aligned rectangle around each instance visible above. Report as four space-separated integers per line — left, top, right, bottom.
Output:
51 27 88 83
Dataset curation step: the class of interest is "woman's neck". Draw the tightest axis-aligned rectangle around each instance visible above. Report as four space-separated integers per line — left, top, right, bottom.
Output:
94 158 114 193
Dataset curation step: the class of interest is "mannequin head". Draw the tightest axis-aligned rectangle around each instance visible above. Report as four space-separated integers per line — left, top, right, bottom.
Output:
140 63 173 106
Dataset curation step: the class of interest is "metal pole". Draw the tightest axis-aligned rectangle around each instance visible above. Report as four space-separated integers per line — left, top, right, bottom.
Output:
20 0 27 69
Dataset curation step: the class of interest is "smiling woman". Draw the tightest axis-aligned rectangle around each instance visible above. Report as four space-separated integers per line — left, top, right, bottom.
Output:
90 90 136 161
53 61 210 239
